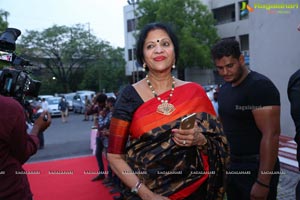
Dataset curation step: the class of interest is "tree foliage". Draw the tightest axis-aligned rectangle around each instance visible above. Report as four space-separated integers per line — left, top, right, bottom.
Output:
18 24 125 93
0 10 9 32
136 0 219 79
0 10 9 69
80 47 127 93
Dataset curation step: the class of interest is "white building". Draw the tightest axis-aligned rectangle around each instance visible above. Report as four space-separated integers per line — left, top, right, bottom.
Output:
123 0 300 137
123 2 141 83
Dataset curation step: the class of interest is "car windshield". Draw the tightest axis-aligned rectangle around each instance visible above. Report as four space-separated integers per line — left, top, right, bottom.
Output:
65 95 73 101
48 98 60 105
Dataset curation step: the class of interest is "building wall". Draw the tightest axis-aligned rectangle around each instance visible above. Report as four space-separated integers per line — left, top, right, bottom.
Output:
123 5 136 76
185 68 216 85
249 0 300 136
216 19 250 39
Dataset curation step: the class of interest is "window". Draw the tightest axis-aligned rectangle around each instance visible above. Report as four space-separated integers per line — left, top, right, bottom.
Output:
127 18 137 32
128 48 136 61
128 49 133 61
212 4 235 25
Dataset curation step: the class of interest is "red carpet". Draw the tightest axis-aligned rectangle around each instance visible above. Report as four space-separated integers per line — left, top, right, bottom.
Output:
23 155 115 200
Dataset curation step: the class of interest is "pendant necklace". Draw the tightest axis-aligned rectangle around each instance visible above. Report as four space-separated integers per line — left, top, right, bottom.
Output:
146 74 176 115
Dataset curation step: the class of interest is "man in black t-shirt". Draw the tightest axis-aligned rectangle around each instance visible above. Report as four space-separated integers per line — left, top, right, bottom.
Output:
211 39 281 200
287 69 300 199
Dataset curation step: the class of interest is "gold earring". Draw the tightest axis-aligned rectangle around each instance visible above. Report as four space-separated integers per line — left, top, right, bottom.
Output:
143 63 146 71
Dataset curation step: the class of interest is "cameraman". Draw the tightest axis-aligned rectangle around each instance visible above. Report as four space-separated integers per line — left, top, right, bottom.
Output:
0 95 51 200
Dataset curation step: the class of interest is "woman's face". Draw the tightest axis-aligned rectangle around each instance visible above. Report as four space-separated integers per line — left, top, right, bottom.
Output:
143 29 175 73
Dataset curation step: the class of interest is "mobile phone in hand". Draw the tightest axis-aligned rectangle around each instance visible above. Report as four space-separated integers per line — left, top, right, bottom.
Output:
180 113 197 129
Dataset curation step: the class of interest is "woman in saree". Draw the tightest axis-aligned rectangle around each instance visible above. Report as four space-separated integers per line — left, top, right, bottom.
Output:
107 22 229 200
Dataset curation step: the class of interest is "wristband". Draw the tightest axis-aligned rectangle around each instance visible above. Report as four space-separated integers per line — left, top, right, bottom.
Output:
256 179 270 188
131 180 142 194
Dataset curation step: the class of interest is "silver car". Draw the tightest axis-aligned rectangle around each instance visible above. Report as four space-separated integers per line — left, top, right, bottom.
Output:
46 97 62 117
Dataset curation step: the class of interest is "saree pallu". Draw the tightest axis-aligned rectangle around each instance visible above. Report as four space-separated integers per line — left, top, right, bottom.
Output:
108 83 229 200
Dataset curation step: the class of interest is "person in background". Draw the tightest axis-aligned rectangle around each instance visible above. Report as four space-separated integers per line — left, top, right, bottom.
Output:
107 22 229 200
91 94 98 125
58 97 69 123
35 98 49 149
87 93 108 181
101 97 124 200
211 91 219 117
0 95 51 200
83 95 92 121
211 39 281 200
41 98 48 112
287 68 300 199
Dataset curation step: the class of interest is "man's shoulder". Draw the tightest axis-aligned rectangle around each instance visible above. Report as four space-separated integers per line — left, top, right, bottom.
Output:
288 69 300 88
0 95 23 112
248 71 278 90
249 71 272 82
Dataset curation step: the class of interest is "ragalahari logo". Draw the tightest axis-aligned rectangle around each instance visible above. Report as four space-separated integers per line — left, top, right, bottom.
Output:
240 2 254 16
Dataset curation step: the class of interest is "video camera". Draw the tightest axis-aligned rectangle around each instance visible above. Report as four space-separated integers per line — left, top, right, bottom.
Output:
0 28 41 104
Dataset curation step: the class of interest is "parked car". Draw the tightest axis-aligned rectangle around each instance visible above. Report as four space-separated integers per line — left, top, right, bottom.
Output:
38 95 54 101
105 92 116 99
72 91 96 114
72 93 92 114
76 90 95 96
46 97 61 117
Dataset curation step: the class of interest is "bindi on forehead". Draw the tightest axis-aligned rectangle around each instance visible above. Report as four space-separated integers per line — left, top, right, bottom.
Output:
157 39 159 43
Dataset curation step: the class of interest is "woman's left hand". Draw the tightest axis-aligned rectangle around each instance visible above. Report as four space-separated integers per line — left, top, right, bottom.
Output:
171 123 207 147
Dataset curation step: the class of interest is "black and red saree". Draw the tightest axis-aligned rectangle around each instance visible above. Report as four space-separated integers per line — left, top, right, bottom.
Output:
108 83 229 200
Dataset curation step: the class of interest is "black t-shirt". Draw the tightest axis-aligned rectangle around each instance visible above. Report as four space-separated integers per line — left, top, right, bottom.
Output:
287 69 300 168
218 71 280 156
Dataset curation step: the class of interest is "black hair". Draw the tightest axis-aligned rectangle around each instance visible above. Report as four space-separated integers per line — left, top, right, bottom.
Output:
211 39 241 60
107 97 116 105
96 93 107 104
136 22 179 67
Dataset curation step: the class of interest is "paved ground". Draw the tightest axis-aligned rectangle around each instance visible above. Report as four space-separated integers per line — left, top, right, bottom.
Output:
28 112 94 162
28 112 300 199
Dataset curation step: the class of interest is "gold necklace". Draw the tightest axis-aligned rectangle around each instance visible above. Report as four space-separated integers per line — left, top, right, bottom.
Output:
146 74 176 115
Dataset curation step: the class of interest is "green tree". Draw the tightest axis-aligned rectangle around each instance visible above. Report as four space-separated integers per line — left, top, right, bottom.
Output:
18 24 113 93
0 10 9 32
80 47 127 93
0 10 9 69
136 0 219 80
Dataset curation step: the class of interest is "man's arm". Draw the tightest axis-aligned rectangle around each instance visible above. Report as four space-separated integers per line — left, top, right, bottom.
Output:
288 76 300 169
251 105 280 198
288 79 300 142
11 109 51 164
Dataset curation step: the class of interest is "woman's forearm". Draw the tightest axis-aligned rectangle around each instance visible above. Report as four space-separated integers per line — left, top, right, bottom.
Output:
107 153 155 199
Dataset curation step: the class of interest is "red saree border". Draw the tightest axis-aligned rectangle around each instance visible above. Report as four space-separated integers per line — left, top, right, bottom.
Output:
107 118 130 154
130 83 216 138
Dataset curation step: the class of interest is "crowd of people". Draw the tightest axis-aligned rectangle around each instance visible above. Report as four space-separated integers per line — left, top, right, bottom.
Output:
1 21 299 200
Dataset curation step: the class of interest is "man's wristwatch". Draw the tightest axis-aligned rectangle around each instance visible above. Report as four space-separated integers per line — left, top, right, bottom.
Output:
131 180 142 194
